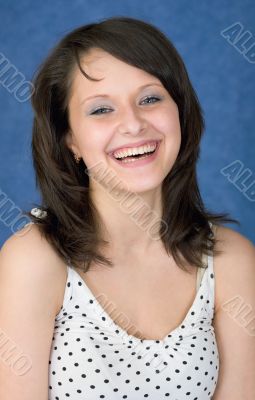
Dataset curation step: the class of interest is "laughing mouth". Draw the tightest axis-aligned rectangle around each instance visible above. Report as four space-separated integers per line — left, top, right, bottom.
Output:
111 140 160 162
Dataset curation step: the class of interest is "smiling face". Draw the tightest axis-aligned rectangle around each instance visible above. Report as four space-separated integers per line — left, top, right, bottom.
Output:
66 47 182 194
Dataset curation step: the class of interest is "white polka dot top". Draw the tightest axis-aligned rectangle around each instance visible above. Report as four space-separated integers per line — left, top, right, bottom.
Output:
48 224 219 400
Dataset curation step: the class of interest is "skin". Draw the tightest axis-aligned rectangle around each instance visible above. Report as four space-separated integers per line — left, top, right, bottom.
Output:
0 48 254 400
66 47 182 261
65 48 255 398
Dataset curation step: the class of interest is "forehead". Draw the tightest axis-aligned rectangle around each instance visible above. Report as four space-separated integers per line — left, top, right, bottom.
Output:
69 48 162 102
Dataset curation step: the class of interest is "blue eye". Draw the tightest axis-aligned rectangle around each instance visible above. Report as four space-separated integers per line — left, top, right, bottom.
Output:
141 95 161 104
90 107 112 115
90 95 161 115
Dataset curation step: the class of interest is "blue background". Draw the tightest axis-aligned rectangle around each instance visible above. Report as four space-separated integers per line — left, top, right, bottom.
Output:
0 0 254 246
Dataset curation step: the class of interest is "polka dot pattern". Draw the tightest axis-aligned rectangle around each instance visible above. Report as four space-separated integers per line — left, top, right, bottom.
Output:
48 230 219 399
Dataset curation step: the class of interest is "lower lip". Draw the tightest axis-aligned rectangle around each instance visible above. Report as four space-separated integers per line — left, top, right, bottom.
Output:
109 141 161 168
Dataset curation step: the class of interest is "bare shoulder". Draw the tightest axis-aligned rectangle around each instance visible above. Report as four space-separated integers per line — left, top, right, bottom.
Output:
0 223 68 398
213 224 255 312
211 225 255 397
0 223 68 316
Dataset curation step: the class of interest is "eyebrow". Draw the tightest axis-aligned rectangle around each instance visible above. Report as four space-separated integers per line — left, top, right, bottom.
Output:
80 82 163 105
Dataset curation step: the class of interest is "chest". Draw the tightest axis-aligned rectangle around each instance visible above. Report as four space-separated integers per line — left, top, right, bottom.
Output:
77 259 198 341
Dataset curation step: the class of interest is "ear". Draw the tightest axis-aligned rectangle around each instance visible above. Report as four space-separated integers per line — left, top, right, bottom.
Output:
65 130 80 156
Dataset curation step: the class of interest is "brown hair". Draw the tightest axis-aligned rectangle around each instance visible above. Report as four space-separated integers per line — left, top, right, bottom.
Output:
24 16 239 273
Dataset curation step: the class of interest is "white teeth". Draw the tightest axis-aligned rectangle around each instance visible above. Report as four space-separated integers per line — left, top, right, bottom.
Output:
114 143 157 160
121 153 152 163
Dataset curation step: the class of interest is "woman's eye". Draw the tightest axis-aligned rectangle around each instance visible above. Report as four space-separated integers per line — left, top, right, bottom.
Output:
90 96 161 116
141 95 161 104
90 107 112 115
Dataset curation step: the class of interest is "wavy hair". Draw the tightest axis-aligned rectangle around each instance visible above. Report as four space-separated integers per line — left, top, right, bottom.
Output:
24 16 239 273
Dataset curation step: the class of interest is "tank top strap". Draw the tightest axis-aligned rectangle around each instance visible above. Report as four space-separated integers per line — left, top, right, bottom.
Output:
196 221 216 292
196 252 207 291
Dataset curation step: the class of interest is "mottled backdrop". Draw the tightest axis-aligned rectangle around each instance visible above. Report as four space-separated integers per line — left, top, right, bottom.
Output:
0 0 254 245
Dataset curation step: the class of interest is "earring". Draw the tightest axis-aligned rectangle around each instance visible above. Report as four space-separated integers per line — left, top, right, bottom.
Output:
74 153 81 164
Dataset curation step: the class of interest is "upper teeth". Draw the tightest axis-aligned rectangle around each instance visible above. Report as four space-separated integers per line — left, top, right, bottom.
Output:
113 143 157 159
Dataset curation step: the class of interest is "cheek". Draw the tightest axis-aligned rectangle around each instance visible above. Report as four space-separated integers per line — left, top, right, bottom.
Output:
69 106 106 150
76 124 111 165
153 106 181 142
152 100 180 128
154 107 182 160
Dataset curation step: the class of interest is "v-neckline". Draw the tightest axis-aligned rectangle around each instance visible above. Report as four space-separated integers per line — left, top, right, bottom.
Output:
69 264 208 345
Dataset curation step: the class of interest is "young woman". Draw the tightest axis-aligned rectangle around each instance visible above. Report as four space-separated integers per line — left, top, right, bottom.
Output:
0 16 254 400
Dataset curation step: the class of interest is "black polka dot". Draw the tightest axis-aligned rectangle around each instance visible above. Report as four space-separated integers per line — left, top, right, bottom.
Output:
48 263 219 397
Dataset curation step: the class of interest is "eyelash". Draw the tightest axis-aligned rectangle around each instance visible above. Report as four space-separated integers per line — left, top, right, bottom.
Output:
90 95 162 115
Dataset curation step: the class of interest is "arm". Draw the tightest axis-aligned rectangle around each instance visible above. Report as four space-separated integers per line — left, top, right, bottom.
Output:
0 224 67 400
212 227 255 399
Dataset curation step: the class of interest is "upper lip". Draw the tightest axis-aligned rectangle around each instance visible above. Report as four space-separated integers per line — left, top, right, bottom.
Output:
108 139 161 155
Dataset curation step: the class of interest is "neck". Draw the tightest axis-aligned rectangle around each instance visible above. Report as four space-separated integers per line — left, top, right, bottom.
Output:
89 181 164 257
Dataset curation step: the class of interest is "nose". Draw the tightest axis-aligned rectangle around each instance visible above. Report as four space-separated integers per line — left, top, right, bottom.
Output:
116 104 148 136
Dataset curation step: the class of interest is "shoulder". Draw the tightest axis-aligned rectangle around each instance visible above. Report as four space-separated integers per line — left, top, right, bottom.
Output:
213 224 255 312
0 223 68 398
0 223 68 316
210 224 255 397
